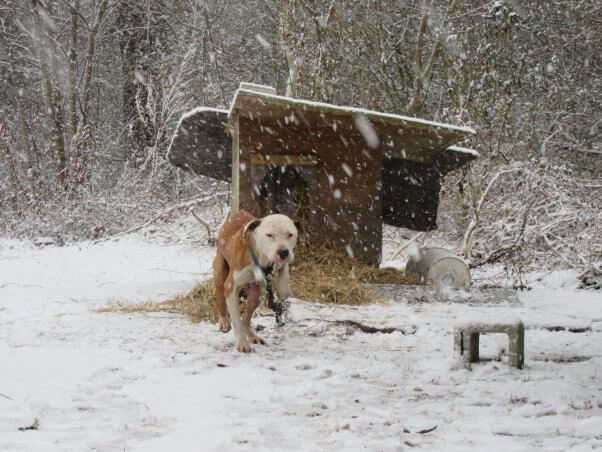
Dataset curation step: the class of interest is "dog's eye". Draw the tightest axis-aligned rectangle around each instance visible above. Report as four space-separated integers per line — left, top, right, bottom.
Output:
266 233 273 238
288 233 294 238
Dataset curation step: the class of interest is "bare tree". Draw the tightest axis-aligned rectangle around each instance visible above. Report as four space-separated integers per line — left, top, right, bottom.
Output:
0 117 20 211
66 0 79 141
407 1 458 116
32 0 67 188
279 0 302 97
80 0 109 127
116 0 168 159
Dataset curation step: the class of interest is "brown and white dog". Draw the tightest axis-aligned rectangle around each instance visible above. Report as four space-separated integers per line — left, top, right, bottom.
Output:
213 210 302 352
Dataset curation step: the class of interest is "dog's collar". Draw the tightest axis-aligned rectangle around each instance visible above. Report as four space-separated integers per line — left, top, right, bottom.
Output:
249 238 273 274
249 238 261 267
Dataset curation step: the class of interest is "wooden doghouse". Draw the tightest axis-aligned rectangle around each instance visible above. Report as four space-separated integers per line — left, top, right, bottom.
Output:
168 83 477 264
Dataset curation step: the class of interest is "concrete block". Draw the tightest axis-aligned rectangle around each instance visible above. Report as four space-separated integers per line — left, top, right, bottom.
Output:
454 316 524 369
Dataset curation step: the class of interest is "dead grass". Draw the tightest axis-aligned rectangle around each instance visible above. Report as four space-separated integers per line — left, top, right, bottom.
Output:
289 242 420 305
99 242 421 321
99 281 217 323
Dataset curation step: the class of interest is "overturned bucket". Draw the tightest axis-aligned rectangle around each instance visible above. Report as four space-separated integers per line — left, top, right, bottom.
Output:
405 247 471 289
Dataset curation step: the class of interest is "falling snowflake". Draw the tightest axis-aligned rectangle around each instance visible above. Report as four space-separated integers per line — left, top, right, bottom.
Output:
255 34 271 50
353 115 379 149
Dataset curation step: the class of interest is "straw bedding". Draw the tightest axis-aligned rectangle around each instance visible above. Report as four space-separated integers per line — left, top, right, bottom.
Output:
100 243 420 322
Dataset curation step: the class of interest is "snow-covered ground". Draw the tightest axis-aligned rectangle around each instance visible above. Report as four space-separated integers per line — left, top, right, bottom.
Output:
1 234 600 451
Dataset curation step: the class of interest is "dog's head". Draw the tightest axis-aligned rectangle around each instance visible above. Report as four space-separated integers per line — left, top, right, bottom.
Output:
243 214 303 264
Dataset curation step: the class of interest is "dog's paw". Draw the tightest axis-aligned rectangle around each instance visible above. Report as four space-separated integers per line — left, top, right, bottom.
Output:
218 316 231 333
247 329 266 345
235 339 254 353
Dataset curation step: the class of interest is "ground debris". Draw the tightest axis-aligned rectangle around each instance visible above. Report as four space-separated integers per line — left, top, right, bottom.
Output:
330 319 415 335
335 422 350 432
18 419 39 431
417 425 437 434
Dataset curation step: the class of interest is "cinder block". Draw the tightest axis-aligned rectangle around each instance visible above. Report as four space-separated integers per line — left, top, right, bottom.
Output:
454 316 524 369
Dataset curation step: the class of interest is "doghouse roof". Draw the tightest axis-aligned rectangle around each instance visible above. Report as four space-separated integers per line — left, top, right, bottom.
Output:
168 107 231 181
228 85 475 164
167 83 478 181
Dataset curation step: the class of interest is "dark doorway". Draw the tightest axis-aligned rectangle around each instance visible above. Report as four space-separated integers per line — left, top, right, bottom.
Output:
260 165 309 221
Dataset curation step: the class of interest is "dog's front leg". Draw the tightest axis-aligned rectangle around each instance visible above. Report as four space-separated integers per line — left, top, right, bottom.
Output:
225 280 253 353
275 263 292 318
276 263 291 300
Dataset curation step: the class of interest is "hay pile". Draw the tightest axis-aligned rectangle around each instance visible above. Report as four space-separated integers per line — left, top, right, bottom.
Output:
289 243 420 305
100 243 420 321
99 281 217 323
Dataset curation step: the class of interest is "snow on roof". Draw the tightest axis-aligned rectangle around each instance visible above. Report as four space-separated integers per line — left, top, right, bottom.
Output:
447 145 480 157
180 106 228 122
238 82 277 96
230 86 476 136
167 107 228 161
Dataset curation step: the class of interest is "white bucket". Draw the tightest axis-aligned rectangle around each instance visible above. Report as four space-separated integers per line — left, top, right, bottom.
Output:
405 247 471 289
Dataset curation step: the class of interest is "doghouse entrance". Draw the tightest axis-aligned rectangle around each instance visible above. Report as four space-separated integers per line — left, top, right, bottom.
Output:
259 165 310 221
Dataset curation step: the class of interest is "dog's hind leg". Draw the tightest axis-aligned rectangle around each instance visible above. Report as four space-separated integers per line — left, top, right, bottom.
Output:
213 253 231 333
243 283 266 345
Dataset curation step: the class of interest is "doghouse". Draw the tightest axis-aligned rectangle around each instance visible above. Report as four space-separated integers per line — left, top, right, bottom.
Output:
168 82 477 264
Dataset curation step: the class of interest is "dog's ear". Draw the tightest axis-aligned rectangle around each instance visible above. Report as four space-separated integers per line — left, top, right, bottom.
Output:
294 220 305 240
243 219 261 239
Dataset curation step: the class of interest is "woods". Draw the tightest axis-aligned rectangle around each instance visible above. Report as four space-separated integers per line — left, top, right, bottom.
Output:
0 0 600 282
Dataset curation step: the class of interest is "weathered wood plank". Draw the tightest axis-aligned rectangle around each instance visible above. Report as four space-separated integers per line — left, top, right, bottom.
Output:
249 154 318 166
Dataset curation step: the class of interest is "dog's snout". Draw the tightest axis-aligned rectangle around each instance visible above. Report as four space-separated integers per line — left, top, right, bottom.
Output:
277 249 289 260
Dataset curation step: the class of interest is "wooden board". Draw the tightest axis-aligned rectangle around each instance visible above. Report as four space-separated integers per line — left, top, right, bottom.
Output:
249 154 318 166
230 90 474 165
231 88 475 138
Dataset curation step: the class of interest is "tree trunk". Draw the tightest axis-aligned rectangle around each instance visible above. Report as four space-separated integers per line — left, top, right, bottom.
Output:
407 1 456 116
298 0 336 102
17 108 39 197
66 0 79 141
116 0 166 159
117 0 148 157
33 1 67 188
280 0 300 97
69 124 91 194
202 5 227 106
407 8 430 116
0 121 20 211
81 0 108 126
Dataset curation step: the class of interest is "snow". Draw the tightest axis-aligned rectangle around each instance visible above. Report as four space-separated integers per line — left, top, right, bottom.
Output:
179 106 229 122
456 315 523 329
446 145 480 157
353 115 380 149
238 82 277 96
1 235 601 451
254 34 271 50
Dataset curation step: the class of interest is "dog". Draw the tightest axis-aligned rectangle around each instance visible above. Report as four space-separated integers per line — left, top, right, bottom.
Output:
213 210 303 352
